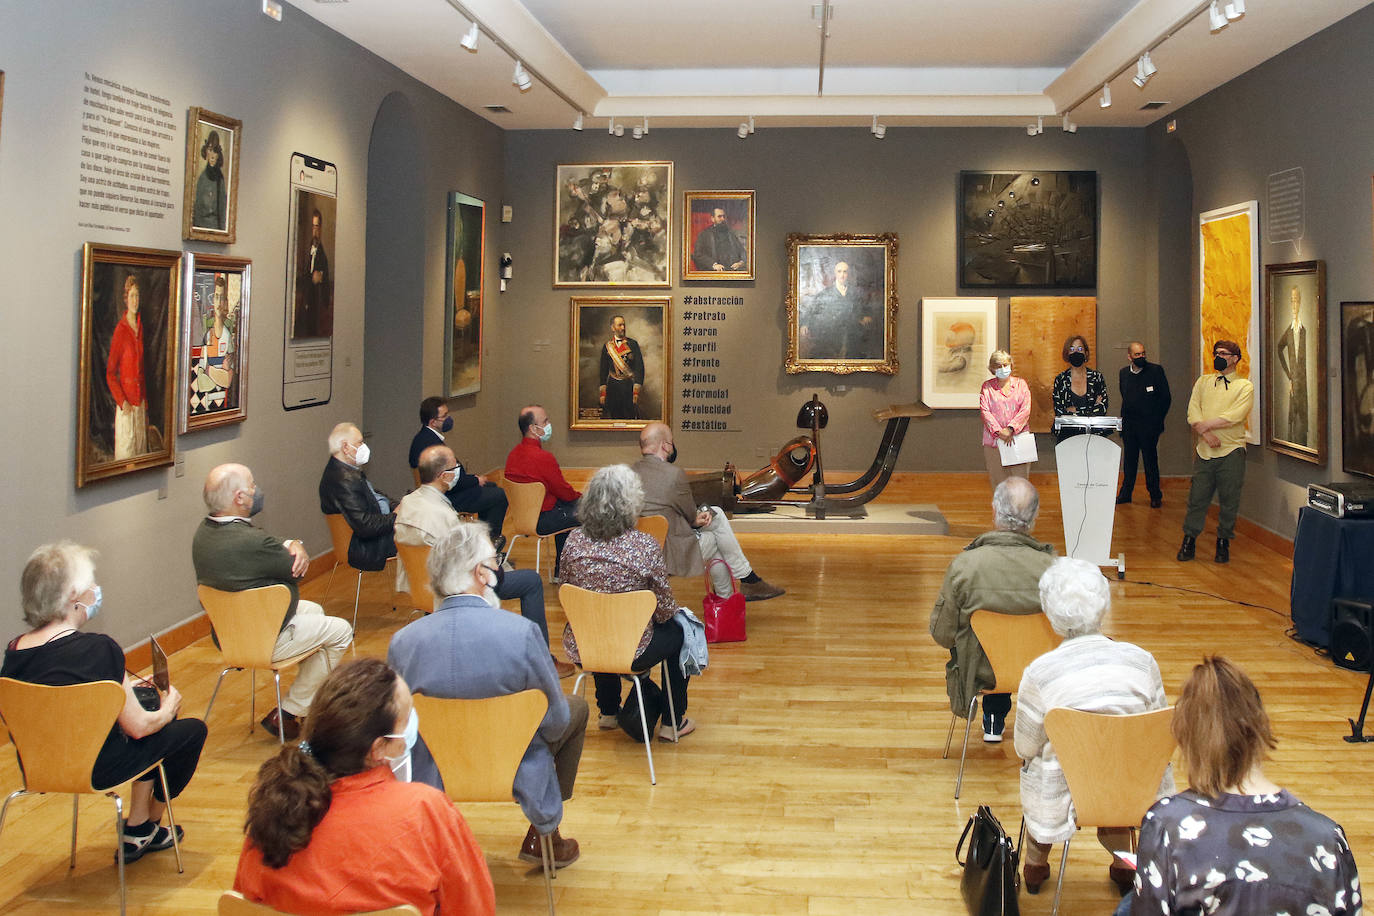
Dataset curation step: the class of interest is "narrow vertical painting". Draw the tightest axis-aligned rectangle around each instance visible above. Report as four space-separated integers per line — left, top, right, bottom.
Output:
446 191 484 397
1199 201 1261 444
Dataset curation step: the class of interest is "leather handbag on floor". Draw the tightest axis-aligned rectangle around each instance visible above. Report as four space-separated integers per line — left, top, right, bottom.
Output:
617 675 665 743
955 805 1020 915
702 558 746 643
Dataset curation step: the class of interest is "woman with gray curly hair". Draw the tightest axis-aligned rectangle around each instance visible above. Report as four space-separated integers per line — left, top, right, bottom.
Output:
560 464 695 741
1014 556 1172 897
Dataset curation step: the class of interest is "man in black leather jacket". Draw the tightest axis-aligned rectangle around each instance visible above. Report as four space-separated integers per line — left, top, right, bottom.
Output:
319 422 396 570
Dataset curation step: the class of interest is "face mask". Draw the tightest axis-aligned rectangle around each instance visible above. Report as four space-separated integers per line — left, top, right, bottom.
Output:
1213 355 1230 372
994 366 1012 380
353 442 371 466
1067 352 1086 368
1131 356 1148 369
443 469 458 491
77 585 103 622
438 415 453 433
538 424 553 443
666 445 678 464
383 707 420 782
250 486 265 516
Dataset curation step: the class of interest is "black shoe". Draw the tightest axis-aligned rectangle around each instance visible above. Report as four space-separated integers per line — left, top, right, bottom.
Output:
981 710 1005 743
1115 494 1132 505
1176 535 1196 562
260 708 301 741
1215 537 1230 563
1150 495 1162 508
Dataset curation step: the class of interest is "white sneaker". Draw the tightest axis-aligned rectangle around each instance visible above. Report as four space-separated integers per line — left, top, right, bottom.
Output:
598 714 618 730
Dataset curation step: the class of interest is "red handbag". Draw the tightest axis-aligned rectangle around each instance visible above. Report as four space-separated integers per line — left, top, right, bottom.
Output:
702 559 747 643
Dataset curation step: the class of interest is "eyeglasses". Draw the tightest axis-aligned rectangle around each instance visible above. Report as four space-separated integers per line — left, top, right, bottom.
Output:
443 465 459 475
1069 346 1086 353
1214 350 1235 359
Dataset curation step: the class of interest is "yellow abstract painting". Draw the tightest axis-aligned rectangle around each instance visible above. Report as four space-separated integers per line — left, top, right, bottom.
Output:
1009 296 1097 434
1199 202 1261 442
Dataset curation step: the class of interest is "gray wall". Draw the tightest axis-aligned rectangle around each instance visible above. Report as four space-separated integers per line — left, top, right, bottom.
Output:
0 0 504 646
1159 2 1374 538
498 125 1194 478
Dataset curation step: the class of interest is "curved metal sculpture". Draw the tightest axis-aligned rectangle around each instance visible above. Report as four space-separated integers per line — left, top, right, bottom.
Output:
689 394 931 519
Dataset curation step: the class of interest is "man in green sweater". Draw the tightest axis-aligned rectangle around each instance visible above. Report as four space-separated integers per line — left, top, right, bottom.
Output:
192 463 353 740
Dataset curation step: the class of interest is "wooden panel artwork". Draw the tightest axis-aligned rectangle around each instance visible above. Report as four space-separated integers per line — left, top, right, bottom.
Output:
1009 296 1097 433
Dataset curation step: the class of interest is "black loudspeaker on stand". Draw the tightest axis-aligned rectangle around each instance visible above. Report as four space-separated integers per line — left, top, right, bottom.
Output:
1330 599 1374 742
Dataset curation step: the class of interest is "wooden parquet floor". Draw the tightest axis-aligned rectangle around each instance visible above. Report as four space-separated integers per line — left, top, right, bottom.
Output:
1 473 1370 914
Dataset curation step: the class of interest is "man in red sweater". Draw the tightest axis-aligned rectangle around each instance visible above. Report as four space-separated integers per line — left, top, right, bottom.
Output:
505 405 581 581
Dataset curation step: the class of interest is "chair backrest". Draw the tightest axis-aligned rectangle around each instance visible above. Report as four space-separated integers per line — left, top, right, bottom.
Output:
324 513 354 567
970 610 1062 694
635 515 669 548
1045 706 1177 830
500 479 547 538
0 677 126 794
198 584 294 669
557 584 657 675
485 467 504 487
396 542 435 614
219 890 421 916
411 690 548 803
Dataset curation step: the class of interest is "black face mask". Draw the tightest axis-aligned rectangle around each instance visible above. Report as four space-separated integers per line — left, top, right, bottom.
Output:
1131 356 1148 369
1213 355 1230 372
666 445 678 464
1067 352 1086 368
439 415 453 433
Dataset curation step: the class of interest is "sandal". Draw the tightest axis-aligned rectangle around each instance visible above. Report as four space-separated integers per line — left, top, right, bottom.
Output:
657 717 696 742
117 822 183 863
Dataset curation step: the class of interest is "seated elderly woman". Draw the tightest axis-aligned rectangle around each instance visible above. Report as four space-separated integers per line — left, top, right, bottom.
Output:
1 542 207 862
234 657 495 916
1116 656 1361 915
1014 556 1172 896
561 464 694 741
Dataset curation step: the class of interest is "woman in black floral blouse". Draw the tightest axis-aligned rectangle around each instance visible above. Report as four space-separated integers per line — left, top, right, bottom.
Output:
560 464 694 741
1051 333 1111 443
1117 657 1361 915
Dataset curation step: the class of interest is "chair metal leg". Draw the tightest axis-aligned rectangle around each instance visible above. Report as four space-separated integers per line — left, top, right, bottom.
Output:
111 791 126 916
954 695 978 799
535 537 544 581
629 677 656 785
156 762 183 873
249 668 257 730
0 790 28 861
203 667 234 721
942 712 957 758
1050 835 1072 916
571 673 587 697
273 672 286 744
350 572 363 656
540 833 557 914
70 794 80 867
660 662 678 741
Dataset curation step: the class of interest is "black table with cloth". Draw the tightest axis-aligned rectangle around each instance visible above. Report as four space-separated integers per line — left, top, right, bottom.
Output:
1290 507 1374 648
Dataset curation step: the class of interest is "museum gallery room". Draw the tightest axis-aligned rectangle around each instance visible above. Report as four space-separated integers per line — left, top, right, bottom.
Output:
5 0 1374 913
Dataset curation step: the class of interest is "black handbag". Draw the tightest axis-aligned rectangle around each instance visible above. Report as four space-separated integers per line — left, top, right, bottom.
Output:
955 806 1020 916
616 675 665 743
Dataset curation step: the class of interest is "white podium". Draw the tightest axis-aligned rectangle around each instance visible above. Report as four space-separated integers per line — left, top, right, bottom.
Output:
1053 416 1125 579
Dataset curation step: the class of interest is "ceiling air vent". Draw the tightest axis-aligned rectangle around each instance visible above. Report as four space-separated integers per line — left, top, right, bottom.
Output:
1139 101 1169 110
484 105 511 114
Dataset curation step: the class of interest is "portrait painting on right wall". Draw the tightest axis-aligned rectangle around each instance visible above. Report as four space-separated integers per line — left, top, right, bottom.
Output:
1341 301 1374 478
1263 260 1325 465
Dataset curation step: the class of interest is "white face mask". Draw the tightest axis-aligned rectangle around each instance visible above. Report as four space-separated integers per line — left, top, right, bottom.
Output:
382 707 419 782
479 562 502 608
352 442 371 466
994 366 1012 380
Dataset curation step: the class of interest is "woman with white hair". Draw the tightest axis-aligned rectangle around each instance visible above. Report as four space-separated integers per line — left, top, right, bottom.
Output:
1014 557 1172 897
560 464 694 741
979 348 1033 489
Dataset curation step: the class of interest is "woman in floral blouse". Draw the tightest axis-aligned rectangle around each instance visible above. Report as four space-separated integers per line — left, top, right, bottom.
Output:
1118 657 1361 915
560 464 694 741
1051 333 1111 443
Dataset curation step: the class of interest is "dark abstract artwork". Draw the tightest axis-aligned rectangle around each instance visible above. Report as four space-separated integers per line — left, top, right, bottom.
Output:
958 171 1097 289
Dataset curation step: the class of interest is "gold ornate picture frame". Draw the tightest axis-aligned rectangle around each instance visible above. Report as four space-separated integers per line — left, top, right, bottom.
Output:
569 296 671 430
77 243 182 486
182 106 241 243
785 232 899 375
682 190 754 281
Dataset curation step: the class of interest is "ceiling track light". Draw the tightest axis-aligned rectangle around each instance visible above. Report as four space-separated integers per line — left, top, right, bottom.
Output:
608 118 621 137
512 60 532 91
640 117 649 136
1132 52 1156 88
632 125 643 139
870 115 886 139
1225 0 1245 20
1026 115 1044 136
1208 1 1227 31
1061 114 1077 134
572 113 583 131
459 21 479 51
737 116 755 139
1099 84 1112 108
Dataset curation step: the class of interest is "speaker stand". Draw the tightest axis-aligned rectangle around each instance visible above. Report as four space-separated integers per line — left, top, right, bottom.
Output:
1344 667 1374 743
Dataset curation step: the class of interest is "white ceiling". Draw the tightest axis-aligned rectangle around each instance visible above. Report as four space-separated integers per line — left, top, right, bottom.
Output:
283 0 1371 131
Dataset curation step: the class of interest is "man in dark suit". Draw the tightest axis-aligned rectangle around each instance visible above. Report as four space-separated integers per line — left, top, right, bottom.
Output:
408 396 507 551
1117 341 1172 507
